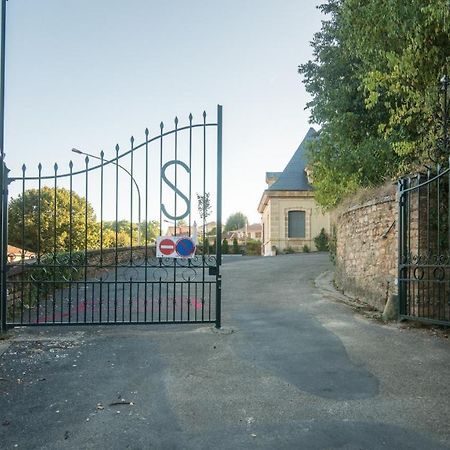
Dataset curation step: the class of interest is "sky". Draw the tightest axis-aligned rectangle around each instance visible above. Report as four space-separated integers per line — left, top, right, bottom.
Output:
4 0 323 225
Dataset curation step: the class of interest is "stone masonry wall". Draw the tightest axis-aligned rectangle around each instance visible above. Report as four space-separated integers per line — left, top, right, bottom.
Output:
6 246 157 305
334 185 398 312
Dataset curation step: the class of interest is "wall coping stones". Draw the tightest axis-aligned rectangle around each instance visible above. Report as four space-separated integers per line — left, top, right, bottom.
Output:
338 195 396 217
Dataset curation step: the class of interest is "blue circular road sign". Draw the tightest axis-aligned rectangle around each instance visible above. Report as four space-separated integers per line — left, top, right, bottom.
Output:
176 238 196 257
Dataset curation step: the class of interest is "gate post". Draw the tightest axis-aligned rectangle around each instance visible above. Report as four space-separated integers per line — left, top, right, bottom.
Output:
397 178 407 317
215 104 223 329
0 156 8 333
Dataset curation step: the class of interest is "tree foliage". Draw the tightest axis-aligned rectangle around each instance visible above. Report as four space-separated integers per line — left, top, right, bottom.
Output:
197 192 212 220
224 212 248 232
299 0 450 208
102 220 159 247
8 187 99 254
8 188 160 254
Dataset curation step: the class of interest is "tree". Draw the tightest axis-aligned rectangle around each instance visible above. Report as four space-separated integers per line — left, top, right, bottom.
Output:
8 187 99 254
298 0 449 208
140 220 159 243
102 220 159 247
197 192 212 220
299 0 399 208
203 237 210 255
314 228 330 251
224 212 248 232
341 0 449 163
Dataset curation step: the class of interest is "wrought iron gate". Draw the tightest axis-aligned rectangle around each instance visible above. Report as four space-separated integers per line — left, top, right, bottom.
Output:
398 168 450 326
0 105 223 330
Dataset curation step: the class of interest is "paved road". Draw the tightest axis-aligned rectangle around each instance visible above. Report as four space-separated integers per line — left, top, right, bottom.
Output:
1 253 449 449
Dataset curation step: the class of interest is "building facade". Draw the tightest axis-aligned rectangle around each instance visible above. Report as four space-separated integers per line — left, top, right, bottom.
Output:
166 221 217 237
258 128 330 256
223 223 262 243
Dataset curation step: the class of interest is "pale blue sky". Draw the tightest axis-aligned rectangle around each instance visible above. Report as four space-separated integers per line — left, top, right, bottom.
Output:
4 0 322 223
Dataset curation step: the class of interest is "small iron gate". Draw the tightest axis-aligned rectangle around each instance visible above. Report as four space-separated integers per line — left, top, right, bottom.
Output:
398 168 450 326
0 106 223 330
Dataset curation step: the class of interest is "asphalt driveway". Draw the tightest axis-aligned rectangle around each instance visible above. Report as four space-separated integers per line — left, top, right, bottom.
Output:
1 253 449 449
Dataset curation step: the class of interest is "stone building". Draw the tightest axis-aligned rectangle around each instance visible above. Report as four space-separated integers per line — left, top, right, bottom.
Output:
223 223 262 243
7 245 36 262
257 128 330 256
166 221 216 237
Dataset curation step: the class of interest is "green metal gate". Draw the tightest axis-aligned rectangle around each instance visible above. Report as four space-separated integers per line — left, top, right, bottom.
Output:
398 167 450 326
0 106 223 330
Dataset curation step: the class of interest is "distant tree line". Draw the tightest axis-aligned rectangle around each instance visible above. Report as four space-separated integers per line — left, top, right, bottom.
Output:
8 187 159 254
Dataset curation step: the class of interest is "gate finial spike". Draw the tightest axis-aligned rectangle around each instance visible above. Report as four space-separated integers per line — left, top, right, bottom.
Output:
100 150 104 159
189 113 193 123
130 136 135 145
54 163 58 172
69 160 73 169
85 156 89 165
160 121 164 131
38 163 42 172
115 144 120 153
174 116 178 126
203 111 207 120
22 164 26 173
145 128 149 137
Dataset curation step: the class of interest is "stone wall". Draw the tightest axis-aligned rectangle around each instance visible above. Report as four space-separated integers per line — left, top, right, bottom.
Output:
334 185 398 312
6 246 157 305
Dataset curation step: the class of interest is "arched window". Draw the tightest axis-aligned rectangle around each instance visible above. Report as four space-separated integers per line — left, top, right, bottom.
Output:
288 210 305 238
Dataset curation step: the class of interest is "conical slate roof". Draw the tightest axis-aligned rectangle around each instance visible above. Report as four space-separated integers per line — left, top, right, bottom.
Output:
268 127 316 191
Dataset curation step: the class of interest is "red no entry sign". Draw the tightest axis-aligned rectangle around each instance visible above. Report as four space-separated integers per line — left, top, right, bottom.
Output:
156 236 197 258
159 238 176 256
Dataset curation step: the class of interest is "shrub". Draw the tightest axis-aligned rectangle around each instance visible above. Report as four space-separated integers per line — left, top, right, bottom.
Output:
221 239 229 254
328 224 337 264
302 245 310 253
30 251 85 289
284 246 296 254
232 238 240 254
314 228 329 251
245 239 261 256
12 251 86 313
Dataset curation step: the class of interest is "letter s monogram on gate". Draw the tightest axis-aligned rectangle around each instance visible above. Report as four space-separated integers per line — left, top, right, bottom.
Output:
161 160 191 221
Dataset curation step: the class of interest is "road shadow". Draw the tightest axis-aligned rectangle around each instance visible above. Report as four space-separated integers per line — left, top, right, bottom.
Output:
233 308 379 400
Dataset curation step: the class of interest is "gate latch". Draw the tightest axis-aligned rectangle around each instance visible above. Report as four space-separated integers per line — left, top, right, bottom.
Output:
209 266 218 276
